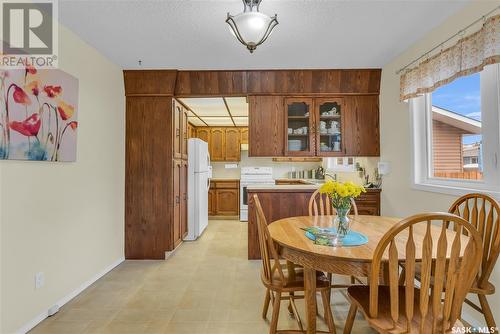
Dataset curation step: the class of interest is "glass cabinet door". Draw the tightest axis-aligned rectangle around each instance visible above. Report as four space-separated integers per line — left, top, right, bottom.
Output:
285 98 314 156
315 98 344 156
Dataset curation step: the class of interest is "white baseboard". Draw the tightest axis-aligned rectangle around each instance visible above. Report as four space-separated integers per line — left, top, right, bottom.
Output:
16 257 125 334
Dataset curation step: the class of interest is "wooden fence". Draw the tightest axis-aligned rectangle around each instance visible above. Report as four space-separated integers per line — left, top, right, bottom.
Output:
434 170 483 180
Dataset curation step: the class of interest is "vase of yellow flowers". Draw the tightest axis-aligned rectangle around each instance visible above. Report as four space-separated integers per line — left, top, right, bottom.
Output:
319 180 366 245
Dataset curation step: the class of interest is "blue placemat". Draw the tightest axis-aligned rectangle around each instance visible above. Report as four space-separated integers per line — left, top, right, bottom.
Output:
302 227 368 247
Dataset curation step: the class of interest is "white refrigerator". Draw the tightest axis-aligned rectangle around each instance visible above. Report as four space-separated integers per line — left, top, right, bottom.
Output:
186 138 211 241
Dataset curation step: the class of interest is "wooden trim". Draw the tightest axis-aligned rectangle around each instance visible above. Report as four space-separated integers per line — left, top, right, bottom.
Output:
272 157 322 162
124 69 382 97
222 97 236 126
176 98 208 126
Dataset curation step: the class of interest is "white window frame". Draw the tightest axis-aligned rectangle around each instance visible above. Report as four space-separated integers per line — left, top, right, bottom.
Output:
411 64 500 198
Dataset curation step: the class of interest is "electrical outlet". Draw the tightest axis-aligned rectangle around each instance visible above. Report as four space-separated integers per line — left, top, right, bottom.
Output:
35 272 45 289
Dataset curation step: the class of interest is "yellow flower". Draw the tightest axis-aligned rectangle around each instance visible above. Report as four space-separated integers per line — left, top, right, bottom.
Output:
319 180 365 199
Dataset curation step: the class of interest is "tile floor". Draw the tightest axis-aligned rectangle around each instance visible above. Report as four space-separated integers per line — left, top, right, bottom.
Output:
30 220 374 334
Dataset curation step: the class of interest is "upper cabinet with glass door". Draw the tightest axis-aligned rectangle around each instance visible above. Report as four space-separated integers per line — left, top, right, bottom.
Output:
285 98 315 156
315 98 344 156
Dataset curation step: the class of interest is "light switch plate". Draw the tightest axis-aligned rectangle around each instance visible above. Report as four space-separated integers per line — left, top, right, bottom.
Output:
378 161 391 176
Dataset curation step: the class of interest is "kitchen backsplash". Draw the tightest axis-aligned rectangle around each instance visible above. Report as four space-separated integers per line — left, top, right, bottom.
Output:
211 151 322 179
323 157 380 185
211 151 380 184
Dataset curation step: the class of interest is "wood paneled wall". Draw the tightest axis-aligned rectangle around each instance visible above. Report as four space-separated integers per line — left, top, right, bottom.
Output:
125 96 173 259
124 70 177 96
125 69 381 97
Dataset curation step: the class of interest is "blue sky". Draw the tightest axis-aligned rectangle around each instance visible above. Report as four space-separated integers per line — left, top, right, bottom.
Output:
432 73 481 145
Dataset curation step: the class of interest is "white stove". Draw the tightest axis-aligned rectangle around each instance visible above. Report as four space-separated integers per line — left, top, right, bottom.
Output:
240 167 274 221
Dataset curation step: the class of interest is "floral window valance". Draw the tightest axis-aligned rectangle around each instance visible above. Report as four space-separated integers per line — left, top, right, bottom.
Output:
400 14 500 101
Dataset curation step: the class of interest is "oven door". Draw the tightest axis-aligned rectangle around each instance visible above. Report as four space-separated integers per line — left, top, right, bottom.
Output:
240 183 248 210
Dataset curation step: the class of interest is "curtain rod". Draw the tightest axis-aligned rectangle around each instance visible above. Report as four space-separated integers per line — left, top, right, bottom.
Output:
396 5 500 75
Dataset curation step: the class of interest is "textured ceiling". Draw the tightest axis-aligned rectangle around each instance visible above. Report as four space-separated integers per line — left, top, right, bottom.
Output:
59 0 469 69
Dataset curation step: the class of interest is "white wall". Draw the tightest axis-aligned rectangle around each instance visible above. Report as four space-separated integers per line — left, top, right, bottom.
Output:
380 1 499 326
0 24 125 333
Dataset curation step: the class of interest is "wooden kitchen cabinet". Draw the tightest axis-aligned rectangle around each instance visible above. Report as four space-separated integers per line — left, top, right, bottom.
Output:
315 97 345 156
187 123 197 139
125 96 189 259
208 180 240 217
173 99 188 160
215 189 239 216
248 96 284 157
248 95 379 157
285 97 315 156
210 128 225 160
181 108 188 160
225 128 241 161
173 100 182 159
180 160 188 239
343 96 380 156
208 188 215 216
194 127 244 161
173 159 182 248
196 128 210 143
240 128 248 144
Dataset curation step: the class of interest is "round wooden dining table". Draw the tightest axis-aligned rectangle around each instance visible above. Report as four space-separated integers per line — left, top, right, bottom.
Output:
267 214 469 334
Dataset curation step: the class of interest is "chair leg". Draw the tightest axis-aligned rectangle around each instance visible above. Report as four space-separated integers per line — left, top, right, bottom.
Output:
270 291 282 334
321 290 336 334
289 295 304 332
288 291 294 315
478 294 497 330
343 303 357 334
327 273 333 305
262 289 271 319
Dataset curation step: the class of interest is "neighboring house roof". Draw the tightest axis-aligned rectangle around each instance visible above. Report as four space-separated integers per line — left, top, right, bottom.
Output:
432 106 481 134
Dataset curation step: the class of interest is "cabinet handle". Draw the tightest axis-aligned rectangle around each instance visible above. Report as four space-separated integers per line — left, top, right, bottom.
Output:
183 194 187 200
176 196 180 204
176 129 180 137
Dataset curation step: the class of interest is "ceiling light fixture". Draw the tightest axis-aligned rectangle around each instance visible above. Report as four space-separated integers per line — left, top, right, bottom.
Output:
226 0 278 53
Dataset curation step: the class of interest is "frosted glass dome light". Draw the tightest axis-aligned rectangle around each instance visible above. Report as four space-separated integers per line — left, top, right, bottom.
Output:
226 0 278 53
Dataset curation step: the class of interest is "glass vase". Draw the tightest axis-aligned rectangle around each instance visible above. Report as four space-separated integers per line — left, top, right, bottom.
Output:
332 204 351 246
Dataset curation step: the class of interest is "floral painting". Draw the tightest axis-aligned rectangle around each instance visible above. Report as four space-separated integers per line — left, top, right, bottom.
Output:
0 66 78 162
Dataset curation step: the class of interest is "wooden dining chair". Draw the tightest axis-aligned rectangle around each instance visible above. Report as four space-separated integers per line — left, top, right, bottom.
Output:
343 213 483 334
254 194 336 334
398 193 500 329
308 188 359 217
308 189 361 287
448 193 500 330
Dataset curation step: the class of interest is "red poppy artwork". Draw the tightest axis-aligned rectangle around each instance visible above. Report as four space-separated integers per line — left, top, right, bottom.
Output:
0 67 79 161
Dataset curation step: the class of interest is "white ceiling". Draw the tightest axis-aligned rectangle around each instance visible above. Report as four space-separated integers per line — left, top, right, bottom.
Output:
180 97 248 126
59 0 469 70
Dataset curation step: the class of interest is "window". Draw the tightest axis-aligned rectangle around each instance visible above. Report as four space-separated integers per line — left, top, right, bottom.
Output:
411 64 500 196
431 73 482 180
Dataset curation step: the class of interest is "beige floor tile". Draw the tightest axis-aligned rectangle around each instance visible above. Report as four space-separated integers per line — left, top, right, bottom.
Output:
29 219 375 334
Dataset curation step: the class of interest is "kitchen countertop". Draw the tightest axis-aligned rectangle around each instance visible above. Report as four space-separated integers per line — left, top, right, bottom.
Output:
248 179 381 192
